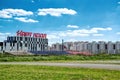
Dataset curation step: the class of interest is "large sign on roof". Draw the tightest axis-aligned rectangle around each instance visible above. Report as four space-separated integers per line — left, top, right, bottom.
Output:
17 30 47 38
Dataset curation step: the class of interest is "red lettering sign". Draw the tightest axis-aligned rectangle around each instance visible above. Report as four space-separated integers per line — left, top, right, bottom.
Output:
33 33 46 38
16 30 47 38
17 30 32 37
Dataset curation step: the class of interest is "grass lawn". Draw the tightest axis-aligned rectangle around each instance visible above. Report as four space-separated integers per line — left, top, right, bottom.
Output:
0 65 120 80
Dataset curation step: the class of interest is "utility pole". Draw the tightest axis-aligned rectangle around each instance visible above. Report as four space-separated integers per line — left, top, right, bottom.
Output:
62 39 64 51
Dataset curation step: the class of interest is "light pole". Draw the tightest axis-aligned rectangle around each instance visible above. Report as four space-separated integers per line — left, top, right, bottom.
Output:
62 39 64 51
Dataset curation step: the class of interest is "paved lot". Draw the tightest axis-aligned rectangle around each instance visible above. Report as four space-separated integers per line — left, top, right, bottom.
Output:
0 62 120 70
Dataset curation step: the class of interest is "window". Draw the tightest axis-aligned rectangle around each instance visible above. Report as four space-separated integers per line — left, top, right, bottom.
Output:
113 44 115 49
41 39 43 42
20 43 22 47
39 44 41 47
105 44 107 49
28 37 30 41
10 43 12 46
13 43 15 46
25 37 27 41
14 37 16 41
39 38 41 42
33 38 35 42
35 38 36 41
10 37 13 41
4 42 6 46
46 39 48 43
0 42 3 46
20 37 22 41
7 37 10 40
97 44 99 49
25 43 27 47
17 37 19 40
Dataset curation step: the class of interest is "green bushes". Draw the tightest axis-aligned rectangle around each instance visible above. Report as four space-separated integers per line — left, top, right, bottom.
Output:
0 52 120 62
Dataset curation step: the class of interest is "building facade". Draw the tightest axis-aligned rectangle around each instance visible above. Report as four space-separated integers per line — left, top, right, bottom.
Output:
51 41 120 54
0 30 48 52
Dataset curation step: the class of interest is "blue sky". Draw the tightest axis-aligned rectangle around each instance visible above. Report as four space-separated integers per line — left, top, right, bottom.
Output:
0 0 120 45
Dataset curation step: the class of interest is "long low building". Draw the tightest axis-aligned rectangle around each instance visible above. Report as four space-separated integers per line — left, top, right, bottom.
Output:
51 41 120 54
0 30 48 52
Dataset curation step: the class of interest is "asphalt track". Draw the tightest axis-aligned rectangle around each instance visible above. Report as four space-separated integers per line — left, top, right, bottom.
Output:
0 62 120 70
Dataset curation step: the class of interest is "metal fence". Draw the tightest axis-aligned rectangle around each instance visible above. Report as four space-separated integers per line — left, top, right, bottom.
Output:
28 51 69 55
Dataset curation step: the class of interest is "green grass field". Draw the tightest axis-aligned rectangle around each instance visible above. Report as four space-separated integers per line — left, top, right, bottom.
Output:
0 53 120 62
0 65 120 80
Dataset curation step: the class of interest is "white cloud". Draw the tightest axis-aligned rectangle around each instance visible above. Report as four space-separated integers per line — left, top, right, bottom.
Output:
91 27 112 31
0 9 33 18
116 32 120 35
14 17 39 23
47 27 112 38
0 32 11 36
73 27 112 34
47 34 60 39
47 27 112 45
92 34 104 36
59 31 89 37
118 2 120 4
31 0 35 3
91 39 107 42
38 8 77 17
67 25 79 28
0 32 11 42
65 39 77 42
